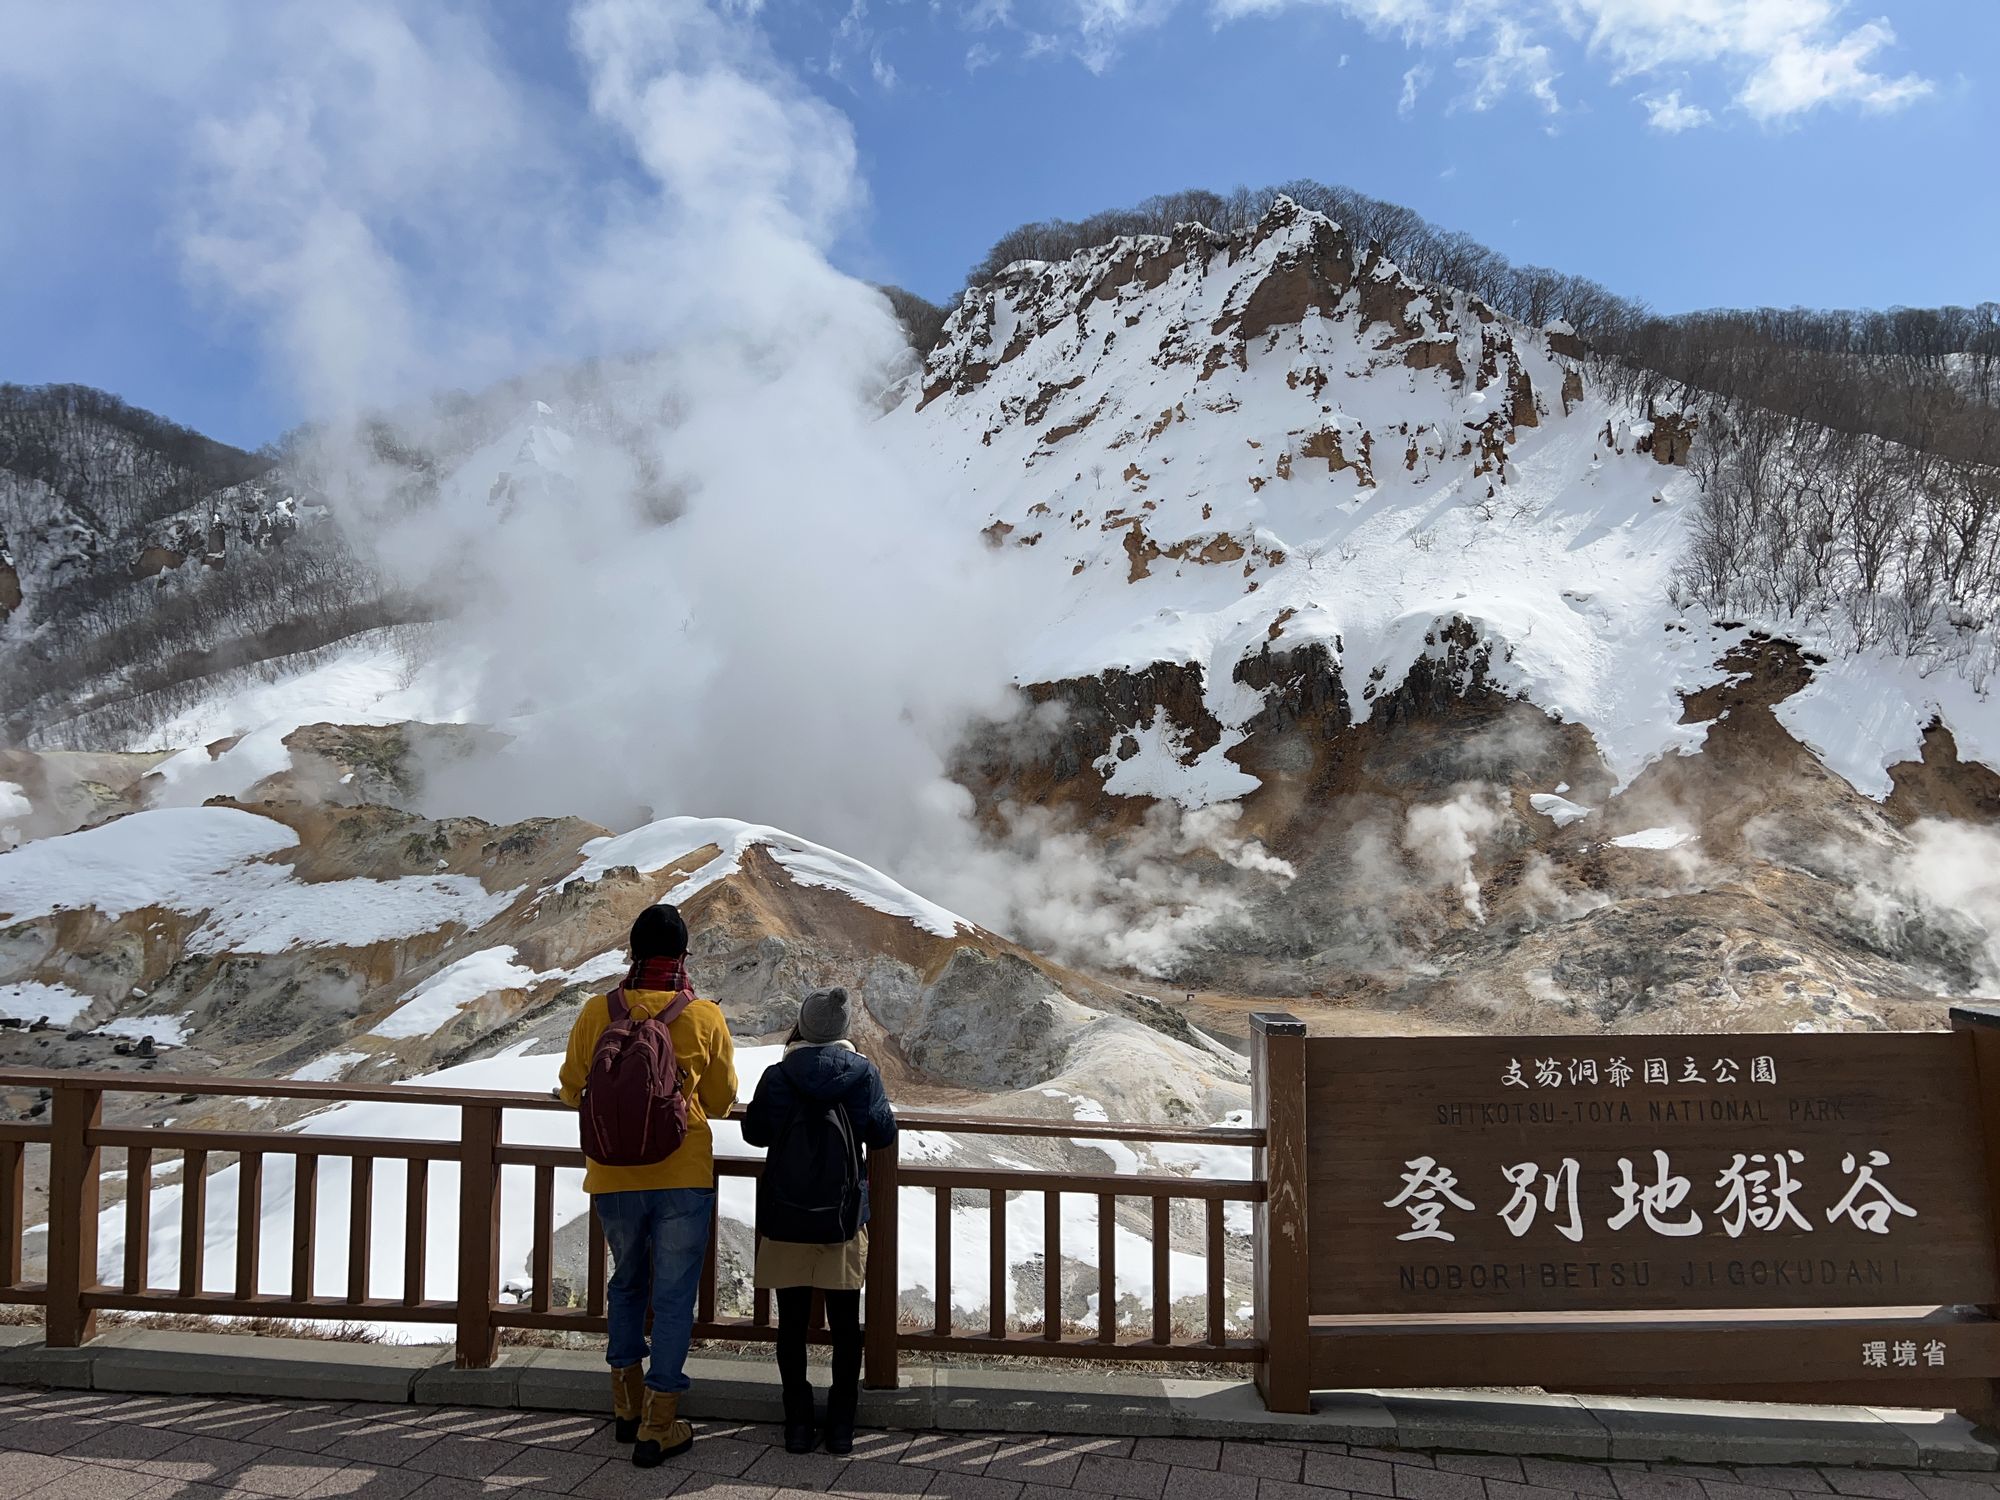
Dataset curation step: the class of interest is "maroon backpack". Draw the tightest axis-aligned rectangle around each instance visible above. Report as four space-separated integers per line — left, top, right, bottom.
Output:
580 987 695 1167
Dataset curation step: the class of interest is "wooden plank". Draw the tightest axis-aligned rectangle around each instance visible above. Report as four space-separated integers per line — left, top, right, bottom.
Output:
3 1067 1261 1145
1253 1012 1310 1414
588 1203 607 1317
935 1187 952 1336
989 1186 1006 1339
1951 1004 2000 1424
178 1149 208 1297
898 1165 1261 1202
455 1105 502 1368
0 1139 21 1288
1206 1196 1226 1348
1098 1193 1116 1343
235 1152 263 1299
864 1143 899 1388
1311 1314 2000 1391
46 1082 103 1346
92 1127 458 1161
1307 1030 1997 1317
347 1156 374 1304
530 1165 554 1313
1044 1189 1062 1340
122 1145 152 1293
696 1196 717 1324
403 1160 429 1306
291 1155 319 1301
83 1290 457 1321
1152 1196 1171 1344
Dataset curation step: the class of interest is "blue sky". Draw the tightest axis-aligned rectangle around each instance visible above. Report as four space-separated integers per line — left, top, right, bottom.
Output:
2 0 1993 451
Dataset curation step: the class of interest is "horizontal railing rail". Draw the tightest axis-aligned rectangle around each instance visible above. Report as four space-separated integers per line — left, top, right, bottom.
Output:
0 1064 1269 1383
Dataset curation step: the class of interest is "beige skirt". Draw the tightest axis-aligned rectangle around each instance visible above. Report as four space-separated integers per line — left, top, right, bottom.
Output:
754 1227 868 1290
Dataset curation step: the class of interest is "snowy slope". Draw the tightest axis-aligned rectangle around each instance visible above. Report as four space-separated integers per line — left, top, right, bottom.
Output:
882 197 1999 802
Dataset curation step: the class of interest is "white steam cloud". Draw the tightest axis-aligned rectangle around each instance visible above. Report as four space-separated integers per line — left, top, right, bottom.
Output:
1403 786 1507 922
122 0 1291 975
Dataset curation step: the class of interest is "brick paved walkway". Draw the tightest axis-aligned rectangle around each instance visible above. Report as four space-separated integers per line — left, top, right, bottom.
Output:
4 1385 1997 1500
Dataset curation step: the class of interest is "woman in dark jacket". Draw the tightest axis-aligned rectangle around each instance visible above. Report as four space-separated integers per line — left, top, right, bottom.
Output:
740 986 896 1455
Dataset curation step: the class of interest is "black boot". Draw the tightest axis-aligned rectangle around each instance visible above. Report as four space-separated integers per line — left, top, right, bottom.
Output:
823 1349 859 1455
783 1377 817 1454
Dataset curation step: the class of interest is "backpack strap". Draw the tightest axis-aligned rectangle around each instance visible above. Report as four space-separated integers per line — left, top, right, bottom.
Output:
606 986 630 1023
658 989 696 1026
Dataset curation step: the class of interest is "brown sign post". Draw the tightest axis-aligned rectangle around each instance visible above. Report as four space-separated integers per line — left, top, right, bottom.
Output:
1284 1008 2000 1416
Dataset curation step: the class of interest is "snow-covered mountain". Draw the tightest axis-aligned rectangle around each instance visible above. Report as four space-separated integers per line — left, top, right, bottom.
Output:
6 196 2000 1104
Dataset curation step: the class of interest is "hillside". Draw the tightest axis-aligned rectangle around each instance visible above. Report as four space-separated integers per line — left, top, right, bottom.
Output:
3 195 1998 1094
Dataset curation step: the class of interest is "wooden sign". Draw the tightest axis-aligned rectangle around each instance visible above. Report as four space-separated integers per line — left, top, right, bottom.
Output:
1307 1033 2000 1317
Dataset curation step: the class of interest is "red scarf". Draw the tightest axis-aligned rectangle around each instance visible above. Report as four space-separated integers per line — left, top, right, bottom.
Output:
626 956 692 995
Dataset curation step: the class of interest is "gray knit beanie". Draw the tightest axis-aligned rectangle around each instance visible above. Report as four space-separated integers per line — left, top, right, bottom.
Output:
797 986 851 1044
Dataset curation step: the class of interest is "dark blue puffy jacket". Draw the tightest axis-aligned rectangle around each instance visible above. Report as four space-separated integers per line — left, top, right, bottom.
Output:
741 1044 898 1227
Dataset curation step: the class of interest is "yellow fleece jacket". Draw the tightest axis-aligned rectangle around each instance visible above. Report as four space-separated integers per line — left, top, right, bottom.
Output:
558 988 738 1195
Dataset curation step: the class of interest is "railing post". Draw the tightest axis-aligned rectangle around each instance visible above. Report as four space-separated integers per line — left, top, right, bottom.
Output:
456 1103 502 1369
1950 1005 2000 1427
1250 1011 1310 1414
46 1081 103 1348
864 1140 900 1389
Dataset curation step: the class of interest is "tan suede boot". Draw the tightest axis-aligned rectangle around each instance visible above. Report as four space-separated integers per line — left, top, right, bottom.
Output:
611 1363 645 1444
631 1388 694 1467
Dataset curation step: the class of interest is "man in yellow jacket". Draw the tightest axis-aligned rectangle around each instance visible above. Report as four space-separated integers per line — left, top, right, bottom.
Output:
558 904 737 1467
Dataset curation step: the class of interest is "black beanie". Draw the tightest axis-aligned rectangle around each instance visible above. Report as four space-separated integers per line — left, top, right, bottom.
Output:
629 904 688 961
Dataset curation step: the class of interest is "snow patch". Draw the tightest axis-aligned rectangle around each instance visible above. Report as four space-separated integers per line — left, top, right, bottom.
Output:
1094 708 1259 809
1610 826 1698 850
569 817 970 938
98 1014 190 1047
370 947 538 1038
0 979 93 1025
0 807 516 953
1530 792 1593 827
288 1051 369 1082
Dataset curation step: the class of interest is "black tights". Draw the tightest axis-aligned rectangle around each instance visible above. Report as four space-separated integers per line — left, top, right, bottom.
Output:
775 1286 862 1413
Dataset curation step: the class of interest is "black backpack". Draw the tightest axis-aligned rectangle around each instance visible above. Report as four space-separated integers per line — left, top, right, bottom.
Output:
758 1057 865 1244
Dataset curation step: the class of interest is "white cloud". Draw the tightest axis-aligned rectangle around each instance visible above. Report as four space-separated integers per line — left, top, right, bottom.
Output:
1736 18 1931 120
1640 88 1712 131
1397 61 1432 115
976 0 1931 124
966 39 1000 68
870 43 900 88
1456 15 1560 113
1071 0 1179 71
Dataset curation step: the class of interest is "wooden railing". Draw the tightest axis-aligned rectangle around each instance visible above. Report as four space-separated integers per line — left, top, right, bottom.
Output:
0 1021 1305 1393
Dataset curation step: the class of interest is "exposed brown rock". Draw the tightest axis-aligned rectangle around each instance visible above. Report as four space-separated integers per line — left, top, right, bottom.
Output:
1122 520 1159 582
1041 396 1104 446
1022 377 1083 427
133 546 184 581
1223 213 1356 345
1298 428 1349 473
1508 364 1539 430
1403 338 1465 384
1640 409 1698 466
1886 720 2000 824
1561 366 1586 415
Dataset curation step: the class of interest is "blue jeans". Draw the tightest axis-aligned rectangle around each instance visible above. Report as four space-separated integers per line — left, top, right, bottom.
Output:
596 1187 714 1394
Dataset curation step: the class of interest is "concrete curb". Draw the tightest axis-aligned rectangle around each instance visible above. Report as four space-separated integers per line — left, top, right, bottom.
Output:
1 1330 1994 1471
